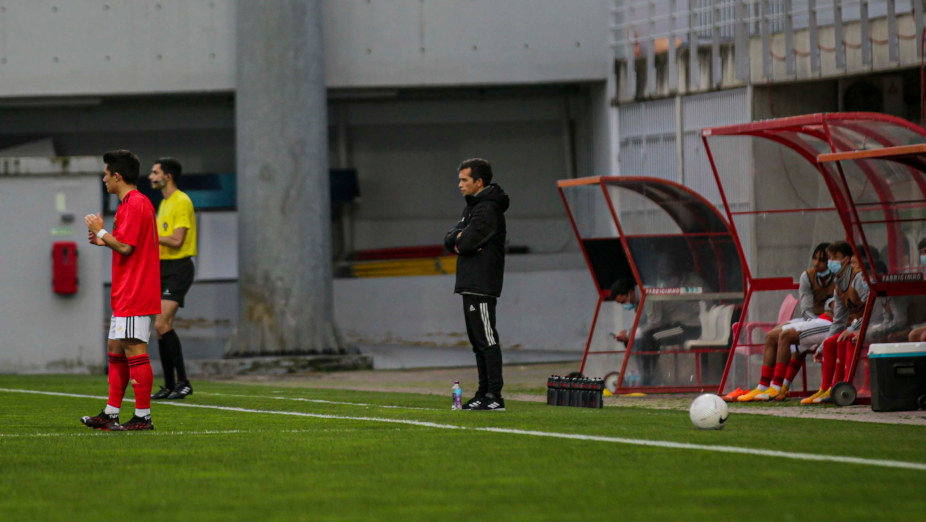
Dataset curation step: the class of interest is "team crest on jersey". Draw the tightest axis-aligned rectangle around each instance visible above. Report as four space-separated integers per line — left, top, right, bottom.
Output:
163 222 168 230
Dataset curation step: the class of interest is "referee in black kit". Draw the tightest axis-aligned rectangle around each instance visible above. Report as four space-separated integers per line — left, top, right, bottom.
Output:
444 158 510 411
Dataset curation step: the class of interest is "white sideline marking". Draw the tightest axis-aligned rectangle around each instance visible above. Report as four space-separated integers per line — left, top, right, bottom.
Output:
0 429 368 439
3 387 925 472
197 391 438 411
0 388 457 431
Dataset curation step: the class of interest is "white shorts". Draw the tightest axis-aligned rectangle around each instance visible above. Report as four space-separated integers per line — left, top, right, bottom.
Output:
782 317 832 354
108 315 153 343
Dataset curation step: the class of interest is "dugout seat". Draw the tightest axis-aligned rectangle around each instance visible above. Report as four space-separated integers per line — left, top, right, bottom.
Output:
681 304 736 386
734 293 799 345
685 304 735 350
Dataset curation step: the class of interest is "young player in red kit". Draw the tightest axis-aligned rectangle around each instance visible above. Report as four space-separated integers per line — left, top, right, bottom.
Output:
81 150 162 431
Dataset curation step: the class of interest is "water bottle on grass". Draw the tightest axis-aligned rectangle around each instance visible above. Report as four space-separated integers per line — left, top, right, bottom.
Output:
451 381 463 410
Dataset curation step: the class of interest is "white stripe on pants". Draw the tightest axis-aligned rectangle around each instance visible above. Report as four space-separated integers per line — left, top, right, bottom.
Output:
480 302 496 346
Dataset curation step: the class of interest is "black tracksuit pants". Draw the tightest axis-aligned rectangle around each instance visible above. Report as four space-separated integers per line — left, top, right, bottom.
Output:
462 294 504 396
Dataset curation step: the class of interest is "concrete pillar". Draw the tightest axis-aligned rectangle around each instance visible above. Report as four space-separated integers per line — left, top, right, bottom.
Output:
230 0 341 355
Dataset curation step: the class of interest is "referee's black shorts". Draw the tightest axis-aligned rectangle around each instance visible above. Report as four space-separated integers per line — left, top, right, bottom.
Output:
160 257 195 307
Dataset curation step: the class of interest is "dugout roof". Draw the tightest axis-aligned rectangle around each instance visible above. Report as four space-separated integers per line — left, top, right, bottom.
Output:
557 176 744 392
703 112 926 290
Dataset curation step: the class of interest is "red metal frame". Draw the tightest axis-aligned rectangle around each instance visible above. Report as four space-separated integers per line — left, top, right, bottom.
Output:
557 176 745 393
703 112 926 400
818 143 926 390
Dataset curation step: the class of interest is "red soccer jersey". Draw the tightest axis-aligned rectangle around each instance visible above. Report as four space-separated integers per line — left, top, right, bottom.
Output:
111 190 161 316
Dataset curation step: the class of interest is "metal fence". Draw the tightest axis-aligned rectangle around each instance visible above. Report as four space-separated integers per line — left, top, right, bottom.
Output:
612 0 924 97
617 89 749 204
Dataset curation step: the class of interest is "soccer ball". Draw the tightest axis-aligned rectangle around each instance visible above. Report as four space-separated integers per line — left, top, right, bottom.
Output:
689 393 729 430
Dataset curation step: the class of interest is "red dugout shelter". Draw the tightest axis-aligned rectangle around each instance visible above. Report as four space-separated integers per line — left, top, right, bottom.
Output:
557 177 745 394
702 113 926 402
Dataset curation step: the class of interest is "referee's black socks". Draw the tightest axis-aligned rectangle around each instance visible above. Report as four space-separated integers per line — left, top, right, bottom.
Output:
157 331 176 389
161 329 189 384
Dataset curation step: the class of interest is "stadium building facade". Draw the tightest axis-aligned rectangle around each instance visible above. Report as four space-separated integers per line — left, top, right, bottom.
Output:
1 0 923 370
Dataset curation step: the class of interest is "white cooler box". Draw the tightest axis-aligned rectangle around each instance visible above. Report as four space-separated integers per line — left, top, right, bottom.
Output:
868 343 926 412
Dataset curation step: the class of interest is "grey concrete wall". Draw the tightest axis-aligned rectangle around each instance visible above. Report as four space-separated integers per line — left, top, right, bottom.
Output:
127 267 598 357
0 1 235 97
0 158 105 372
333 269 597 351
321 0 612 88
0 0 610 97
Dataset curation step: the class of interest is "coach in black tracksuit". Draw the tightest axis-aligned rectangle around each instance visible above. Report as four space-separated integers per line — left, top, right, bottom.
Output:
444 158 510 411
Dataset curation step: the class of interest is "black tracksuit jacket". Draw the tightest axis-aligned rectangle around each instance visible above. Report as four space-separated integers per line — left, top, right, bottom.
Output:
443 184 510 298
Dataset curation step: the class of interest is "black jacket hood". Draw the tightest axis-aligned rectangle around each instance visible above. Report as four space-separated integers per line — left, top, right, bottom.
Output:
466 184 510 213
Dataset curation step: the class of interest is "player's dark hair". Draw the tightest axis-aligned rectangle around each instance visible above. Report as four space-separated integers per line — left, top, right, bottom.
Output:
827 240 853 258
609 278 636 300
812 242 830 261
458 158 493 186
874 259 888 275
103 149 141 185
156 157 182 181
867 248 887 275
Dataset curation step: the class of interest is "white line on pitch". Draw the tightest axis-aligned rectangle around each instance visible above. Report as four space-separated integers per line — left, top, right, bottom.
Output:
196 391 438 410
0 429 264 438
0 428 377 439
3 387 925 472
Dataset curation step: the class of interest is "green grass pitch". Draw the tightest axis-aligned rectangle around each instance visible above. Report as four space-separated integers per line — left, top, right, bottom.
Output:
1 375 924 521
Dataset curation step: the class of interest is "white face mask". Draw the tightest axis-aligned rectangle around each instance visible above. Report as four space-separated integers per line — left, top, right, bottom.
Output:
828 259 844 275
622 302 635 311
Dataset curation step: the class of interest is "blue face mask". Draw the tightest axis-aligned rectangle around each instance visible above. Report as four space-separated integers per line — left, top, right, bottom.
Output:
817 266 831 277
622 302 635 311
921 254 926 266
828 260 844 275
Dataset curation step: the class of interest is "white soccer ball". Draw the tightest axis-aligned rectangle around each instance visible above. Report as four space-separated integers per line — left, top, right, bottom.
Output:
689 393 729 430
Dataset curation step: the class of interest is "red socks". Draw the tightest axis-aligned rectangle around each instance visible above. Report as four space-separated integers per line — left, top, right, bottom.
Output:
786 359 802 382
771 362 788 387
106 352 153 413
128 354 153 410
759 365 773 388
820 334 839 390
833 340 846 384
834 338 863 384
107 353 129 408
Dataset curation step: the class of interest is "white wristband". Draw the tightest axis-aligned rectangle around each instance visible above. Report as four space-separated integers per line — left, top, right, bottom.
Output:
96 229 107 239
